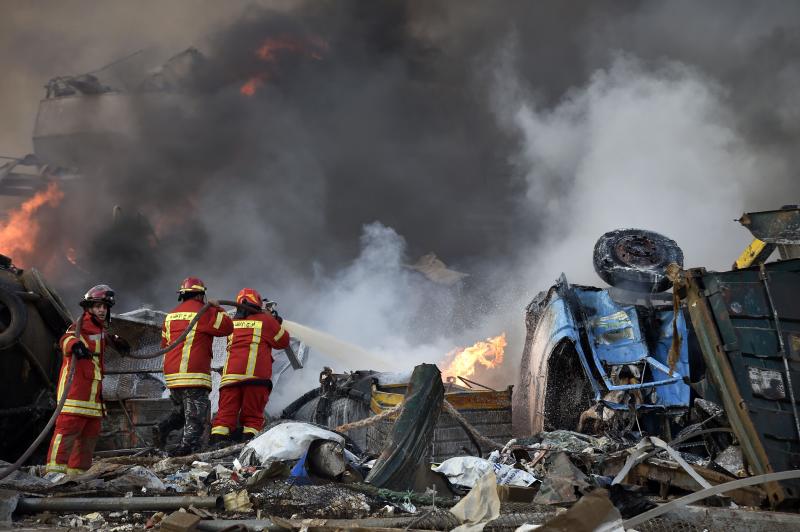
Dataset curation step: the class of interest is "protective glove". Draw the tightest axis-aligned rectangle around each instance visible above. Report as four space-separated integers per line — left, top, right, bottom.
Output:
72 341 92 360
271 310 283 324
110 334 131 355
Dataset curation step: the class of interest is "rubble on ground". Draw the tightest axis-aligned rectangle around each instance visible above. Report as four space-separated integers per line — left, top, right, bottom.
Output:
4 363 800 531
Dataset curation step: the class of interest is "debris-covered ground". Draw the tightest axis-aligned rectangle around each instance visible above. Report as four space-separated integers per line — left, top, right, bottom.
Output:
3 363 800 531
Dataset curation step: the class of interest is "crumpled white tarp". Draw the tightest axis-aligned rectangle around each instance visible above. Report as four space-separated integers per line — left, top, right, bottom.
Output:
239 422 344 466
434 456 537 488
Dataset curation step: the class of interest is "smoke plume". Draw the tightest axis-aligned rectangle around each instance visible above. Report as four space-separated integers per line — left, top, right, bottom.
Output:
1 1 799 407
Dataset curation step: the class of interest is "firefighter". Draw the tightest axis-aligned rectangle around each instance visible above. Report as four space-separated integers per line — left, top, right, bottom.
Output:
154 277 233 456
45 284 130 476
210 288 289 444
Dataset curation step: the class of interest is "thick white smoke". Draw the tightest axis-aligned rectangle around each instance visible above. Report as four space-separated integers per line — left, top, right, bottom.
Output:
492 52 781 291
268 222 463 413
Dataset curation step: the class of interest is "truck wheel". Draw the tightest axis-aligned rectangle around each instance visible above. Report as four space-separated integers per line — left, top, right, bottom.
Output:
20 268 73 335
593 229 683 293
0 287 28 350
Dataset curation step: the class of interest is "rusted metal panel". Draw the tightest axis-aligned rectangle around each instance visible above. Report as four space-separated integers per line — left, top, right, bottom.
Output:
738 207 800 245
367 385 513 461
681 259 800 507
599 453 765 507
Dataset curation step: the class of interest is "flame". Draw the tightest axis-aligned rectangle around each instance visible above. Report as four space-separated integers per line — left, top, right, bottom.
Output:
440 333 507 381
0 182 63 266
256 35 328 62
65 246 78 265
241 35 328 96
240 74 266 96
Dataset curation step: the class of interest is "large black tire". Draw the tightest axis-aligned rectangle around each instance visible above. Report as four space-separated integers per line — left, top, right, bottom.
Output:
593 229 683 293
0 287 28 350
20 268 73 335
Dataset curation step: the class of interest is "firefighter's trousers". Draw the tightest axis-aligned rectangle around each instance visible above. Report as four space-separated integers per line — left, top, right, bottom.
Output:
45 414 101 475
211 383 270 437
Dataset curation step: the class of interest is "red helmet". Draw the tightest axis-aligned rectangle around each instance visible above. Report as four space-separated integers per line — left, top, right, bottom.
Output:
80 284 115 308
178 277 207 295
236 288 263 308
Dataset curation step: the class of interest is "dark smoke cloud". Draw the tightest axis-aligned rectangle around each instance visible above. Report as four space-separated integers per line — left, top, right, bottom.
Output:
2 1 800 394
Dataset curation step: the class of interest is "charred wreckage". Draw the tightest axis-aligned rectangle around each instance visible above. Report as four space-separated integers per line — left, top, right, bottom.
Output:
0 207 795 530
0 45 798 532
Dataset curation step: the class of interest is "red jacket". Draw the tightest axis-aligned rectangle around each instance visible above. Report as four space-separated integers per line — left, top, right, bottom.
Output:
221 312 289 387
162 299 234 389
57 312 106 418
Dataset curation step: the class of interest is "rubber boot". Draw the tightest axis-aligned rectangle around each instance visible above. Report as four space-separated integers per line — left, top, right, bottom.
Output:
209 433 230 449
166 443 193 457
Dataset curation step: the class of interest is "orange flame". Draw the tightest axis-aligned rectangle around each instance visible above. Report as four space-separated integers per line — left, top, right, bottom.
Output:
0 182 63 266
65 246 78 265
440 333 507 381
256 35 328 62
240 74 266 96
241 35 328 96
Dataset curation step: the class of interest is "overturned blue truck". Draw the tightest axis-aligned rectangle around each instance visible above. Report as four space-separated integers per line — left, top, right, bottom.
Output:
515 206 800 507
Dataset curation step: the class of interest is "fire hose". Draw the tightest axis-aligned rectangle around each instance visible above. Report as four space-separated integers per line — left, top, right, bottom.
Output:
0 299 292 480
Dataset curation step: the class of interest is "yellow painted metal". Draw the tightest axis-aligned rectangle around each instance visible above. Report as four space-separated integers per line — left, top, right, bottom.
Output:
734 238 773 269
370 385 512 414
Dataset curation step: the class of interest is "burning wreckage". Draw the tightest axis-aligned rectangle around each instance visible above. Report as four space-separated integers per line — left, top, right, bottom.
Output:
0 207 797 531
1 61 800 527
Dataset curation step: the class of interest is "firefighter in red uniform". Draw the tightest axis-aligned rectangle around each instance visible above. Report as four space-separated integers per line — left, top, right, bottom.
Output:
154 277 233 456
210 288 289 444
45 285 130 476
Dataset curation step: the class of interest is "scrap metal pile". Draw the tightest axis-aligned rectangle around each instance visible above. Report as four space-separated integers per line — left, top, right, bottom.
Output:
2 362 800 531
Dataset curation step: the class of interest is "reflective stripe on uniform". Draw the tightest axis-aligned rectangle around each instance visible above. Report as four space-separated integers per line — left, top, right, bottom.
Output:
222 320 263 384
164 372 212 388
61 336 73 354
164 312 198 374
47 433 64 471
56 363 69 402
220 373 255 386
213 312 225 329
61 406 103 417
245 322 262 376
92 357 102 381
273 326 285 342
242 426 259 435
66 467 86 476
211 426 230 436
